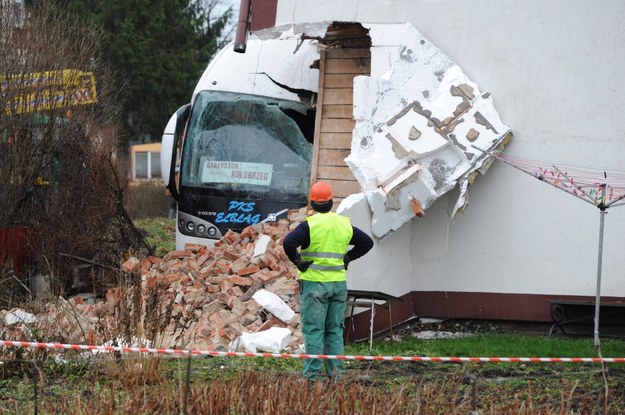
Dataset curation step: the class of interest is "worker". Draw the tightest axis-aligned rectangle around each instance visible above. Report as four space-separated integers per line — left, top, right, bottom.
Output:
282 181 374 382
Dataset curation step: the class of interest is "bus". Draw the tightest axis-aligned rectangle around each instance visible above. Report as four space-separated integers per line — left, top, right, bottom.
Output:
161 35 319 249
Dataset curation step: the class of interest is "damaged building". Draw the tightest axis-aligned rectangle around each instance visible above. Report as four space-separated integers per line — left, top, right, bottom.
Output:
159 0 625 341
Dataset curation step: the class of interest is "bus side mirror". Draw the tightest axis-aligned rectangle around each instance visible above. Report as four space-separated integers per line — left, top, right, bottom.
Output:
161 104 190 201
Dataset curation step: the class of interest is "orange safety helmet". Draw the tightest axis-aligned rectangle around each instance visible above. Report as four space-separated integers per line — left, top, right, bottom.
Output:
309 181 333 202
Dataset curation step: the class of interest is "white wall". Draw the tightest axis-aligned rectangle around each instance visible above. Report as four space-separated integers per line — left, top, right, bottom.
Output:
273 0 625 298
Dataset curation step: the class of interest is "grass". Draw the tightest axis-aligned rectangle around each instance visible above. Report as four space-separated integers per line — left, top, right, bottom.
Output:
349 332 625 358
133 217 176 257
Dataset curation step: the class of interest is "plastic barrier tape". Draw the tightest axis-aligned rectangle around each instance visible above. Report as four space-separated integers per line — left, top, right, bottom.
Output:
1 340 624 363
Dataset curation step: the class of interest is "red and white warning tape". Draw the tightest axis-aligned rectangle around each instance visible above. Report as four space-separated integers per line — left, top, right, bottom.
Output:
1 340 624 363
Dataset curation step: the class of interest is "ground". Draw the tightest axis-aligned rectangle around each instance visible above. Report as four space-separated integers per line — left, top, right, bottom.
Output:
1 318 623 414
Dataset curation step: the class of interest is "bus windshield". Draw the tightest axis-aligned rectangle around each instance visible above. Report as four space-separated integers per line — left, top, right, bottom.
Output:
180 91 312 201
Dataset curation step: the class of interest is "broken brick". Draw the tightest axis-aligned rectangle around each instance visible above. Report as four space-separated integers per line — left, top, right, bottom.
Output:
183 243 205 253
222 250 241 262
228 275 254 287
143 276 158 289
237 265 260 277
163 250 193 261
207 284 220 293
121 257 141 273
2 207 310 354
196 253 211 267
229 257 251 274
258 269 281 284
219 278 234 292
216 259 231 274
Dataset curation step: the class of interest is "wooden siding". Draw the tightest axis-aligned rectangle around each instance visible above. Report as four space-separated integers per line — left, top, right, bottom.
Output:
311 24 371 208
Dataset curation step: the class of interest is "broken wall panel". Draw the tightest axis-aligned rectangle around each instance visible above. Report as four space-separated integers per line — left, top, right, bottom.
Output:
343 23 511 238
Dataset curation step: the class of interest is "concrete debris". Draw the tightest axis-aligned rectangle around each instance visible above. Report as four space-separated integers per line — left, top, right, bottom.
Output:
5 308 37 325
410 330 473 340
0 209 309 354
252 289 296 324
253 234 272 258
236 327 293 353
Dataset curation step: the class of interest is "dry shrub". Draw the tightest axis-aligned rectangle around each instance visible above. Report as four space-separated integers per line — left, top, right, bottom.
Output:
20 368 616 415
89 272 196 388
100 273 188 347
0 2 150 297
124 181 171 219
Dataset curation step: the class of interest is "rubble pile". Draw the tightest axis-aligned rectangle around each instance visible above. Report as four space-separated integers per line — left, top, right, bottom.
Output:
0 208 309 354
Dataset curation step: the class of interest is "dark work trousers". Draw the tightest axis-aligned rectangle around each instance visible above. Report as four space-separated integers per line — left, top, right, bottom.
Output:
300 280 348 381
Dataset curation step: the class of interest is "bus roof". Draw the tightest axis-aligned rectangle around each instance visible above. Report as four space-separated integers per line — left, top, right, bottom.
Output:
193 34 320 103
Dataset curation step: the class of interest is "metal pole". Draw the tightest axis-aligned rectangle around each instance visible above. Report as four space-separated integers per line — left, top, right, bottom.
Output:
594 185 607 348
369 299 375 351
33 361 38 415
183 352 192 415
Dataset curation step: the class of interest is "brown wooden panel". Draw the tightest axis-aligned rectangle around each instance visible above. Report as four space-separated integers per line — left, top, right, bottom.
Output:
312 38 371 192
320 118 355 134
324 74 356 89
325 23 370 41
322 88 353 105
410 292 563 323
318 148 350 166
325 48 371 59
317 165 354 179
322 104 353 119
310 49 326 189
326 179 361 198
319 132 352 149
324 58 370 74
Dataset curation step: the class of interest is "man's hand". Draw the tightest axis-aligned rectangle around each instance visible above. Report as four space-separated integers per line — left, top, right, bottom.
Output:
343 255 351 270
294 257 313 272
297 260 313 272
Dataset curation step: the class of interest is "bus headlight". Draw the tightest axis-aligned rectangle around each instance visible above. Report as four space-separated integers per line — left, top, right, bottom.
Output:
207 227 217 237
186 222 195 232
197 225 206 235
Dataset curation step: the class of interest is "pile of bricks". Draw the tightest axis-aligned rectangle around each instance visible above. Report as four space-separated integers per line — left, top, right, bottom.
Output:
0 208 308 353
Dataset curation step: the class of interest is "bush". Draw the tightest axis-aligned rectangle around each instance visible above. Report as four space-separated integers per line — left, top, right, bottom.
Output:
0 2 151 296
124 182 171 220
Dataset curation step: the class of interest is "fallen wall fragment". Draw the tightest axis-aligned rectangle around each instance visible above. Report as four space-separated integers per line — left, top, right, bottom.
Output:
344 23 511 238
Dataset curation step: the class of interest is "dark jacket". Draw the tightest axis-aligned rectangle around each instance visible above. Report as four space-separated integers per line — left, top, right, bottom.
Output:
283 220 374 264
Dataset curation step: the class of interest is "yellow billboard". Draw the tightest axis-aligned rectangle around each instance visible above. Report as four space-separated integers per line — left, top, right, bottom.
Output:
1 69 97 115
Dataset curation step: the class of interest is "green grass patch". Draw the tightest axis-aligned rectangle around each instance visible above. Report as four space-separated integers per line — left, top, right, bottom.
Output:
144 333 625 383
347 333 625 359
133 217 175 257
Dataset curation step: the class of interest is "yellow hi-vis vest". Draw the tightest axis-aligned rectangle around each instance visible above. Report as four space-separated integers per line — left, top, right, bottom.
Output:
299 212 353 282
